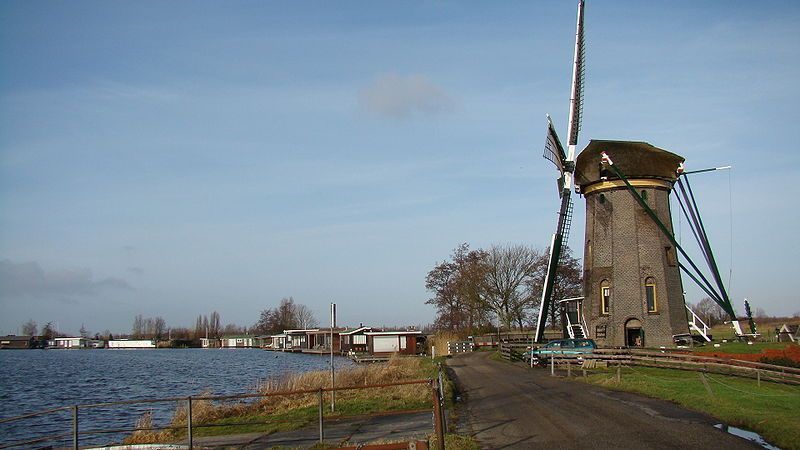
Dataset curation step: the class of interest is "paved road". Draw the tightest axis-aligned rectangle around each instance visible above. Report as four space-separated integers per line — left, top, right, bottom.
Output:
448 352 760 449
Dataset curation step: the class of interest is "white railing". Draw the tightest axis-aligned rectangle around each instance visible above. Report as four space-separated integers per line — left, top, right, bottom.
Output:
686 305 712 342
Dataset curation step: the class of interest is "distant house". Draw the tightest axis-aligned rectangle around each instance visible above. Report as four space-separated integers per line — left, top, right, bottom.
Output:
306 328 347 353
108 339 156 349
270 334 288 350
54 337 88 349
255 335 272 349
220 335 256 348
0 335 37 350
778 324 799 343
284 329 318 351
365 330 423 356
200 337 220 348
340 327 372 354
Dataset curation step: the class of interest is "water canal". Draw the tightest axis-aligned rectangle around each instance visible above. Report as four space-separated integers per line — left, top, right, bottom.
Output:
0 348 352 447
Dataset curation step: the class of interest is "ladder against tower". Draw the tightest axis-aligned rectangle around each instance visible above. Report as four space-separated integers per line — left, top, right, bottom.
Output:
575 140 690 348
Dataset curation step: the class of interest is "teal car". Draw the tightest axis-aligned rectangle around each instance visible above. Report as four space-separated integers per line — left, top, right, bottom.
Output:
526 338 596 365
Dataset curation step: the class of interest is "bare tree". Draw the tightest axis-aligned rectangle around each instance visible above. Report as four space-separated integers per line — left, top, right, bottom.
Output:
222 323 245 335
252 297 318 335
132 315 144 339
425 243 491 333
692 297 726 327
21 319 38 336
483 244 541 330
41 322 56 340
294 304 318 329
209 311 221 338
153 317 166 340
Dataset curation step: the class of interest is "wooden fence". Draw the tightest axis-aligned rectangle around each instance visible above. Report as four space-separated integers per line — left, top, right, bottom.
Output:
502 347 800 385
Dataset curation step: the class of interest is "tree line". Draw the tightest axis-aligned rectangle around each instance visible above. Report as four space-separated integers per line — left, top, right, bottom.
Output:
15 297 319 341
425 243 582 334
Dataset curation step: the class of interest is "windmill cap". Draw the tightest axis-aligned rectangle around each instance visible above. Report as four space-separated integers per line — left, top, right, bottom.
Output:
575 140 685 188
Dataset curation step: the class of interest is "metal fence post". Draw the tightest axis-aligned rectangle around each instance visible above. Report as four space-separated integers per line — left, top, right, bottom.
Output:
187 396 193 449
550 354 555 376
431 382 445 449
72 405 78 450
318 388 324 443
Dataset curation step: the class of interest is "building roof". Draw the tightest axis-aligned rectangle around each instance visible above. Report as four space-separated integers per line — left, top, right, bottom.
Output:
575 140 684 188
284 329 319 334
306 328 348 335
340 326 373 335
365 330 422 336
2 335 35 341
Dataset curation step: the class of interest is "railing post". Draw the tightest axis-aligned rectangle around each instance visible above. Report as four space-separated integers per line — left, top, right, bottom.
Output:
187 396 193 449
616 364 621 383
318 388 324 443
437 365 447 434
72 405 79 450
550 353 555 376
431 382 445 450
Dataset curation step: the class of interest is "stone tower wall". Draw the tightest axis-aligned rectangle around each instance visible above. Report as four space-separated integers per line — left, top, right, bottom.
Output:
583 184 688 347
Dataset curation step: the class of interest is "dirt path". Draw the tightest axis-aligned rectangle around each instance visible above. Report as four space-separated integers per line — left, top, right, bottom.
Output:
447 352 760 449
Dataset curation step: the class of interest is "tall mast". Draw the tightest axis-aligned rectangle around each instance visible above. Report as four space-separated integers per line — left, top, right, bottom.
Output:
534 0 586 342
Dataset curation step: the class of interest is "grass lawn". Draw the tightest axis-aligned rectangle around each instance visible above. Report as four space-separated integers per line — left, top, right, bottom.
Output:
574 365 800 449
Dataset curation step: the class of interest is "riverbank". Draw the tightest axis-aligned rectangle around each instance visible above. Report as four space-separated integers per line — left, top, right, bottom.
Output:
124 356 452 446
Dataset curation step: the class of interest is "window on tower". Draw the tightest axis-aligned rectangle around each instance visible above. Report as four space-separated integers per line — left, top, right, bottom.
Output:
645 277 657 313
600 280 611 315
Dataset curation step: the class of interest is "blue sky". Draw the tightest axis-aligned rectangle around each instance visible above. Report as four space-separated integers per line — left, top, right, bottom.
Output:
1 1 799 335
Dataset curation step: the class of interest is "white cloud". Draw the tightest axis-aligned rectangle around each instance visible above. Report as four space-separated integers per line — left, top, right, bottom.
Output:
359 74 455 119
0 260 133 299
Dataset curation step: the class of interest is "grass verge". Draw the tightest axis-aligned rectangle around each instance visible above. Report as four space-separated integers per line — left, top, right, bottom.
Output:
125 355 452 445
573 365 800 449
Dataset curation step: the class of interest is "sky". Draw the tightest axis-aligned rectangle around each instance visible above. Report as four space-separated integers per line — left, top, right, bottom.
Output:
1 1 799 336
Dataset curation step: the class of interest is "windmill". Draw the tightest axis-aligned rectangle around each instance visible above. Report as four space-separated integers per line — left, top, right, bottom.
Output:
534 0 586 343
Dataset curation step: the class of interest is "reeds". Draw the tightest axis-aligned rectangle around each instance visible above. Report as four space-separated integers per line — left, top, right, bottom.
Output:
124 355 431 444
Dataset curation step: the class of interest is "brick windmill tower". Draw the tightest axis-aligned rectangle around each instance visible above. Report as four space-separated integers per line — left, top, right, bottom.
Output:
533 1 740 347
574 141 689 347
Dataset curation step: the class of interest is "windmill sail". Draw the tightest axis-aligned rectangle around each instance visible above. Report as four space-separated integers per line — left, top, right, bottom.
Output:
543 116 566 174
535 0 586 343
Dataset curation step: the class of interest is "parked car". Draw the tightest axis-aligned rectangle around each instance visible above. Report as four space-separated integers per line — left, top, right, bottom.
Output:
525 338 597 365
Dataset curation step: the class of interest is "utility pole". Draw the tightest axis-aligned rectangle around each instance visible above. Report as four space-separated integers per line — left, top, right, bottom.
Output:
330 302 336 412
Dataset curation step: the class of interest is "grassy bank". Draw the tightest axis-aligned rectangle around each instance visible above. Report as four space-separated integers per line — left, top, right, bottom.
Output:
125 356 446 445
573 365 800 449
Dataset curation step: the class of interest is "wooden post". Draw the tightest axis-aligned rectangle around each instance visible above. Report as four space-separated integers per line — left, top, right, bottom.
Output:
318 388 324 443
567 362 571 377
616 365 621 383
72 405 79 450
437 365 448 434
757 369 761 387
432 383 445 450
582 368 586 378
187 396 193 449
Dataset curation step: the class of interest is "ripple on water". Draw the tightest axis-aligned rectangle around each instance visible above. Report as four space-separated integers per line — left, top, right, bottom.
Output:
0 349 352 447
